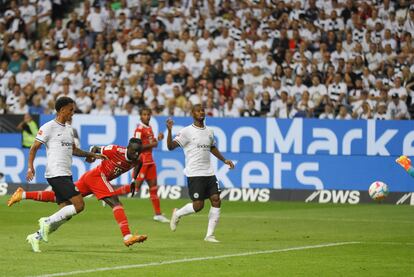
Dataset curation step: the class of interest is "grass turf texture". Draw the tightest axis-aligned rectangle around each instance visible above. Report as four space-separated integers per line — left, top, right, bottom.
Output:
0 196 413 277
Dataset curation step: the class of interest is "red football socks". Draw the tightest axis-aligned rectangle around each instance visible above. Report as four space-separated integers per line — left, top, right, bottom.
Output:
26 191 56 202
149 186 161 215
112 205 131 237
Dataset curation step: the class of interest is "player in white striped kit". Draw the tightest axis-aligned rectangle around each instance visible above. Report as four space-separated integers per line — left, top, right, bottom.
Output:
166 104 235 242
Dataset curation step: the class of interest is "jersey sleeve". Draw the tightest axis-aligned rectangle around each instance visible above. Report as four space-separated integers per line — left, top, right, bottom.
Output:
210 129 216 147
174 128 189 148
101 145 116 158
134 126 143 139
35 125 49 144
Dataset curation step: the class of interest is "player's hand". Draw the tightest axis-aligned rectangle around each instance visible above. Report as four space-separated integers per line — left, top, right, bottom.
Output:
26 167 35 182
158 132 164 141
166 118 174 130
224 160 235 169
85 156 96 163
130 180 137 197
93 153 108 160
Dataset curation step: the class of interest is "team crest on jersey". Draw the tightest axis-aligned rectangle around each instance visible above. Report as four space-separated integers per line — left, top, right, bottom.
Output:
193 193 199 199
37 130 43 135
140 173 145 178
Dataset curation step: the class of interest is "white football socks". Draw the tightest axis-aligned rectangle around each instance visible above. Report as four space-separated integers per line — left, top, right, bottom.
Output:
22 192 26 199
206 207 220 237
175 203 195 218
47 205 77 224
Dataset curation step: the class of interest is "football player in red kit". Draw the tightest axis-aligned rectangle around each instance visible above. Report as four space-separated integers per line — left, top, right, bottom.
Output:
8 138 148 250
114 107 169 223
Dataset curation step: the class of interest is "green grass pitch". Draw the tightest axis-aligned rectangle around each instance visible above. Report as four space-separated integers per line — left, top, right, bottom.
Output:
0 196 413 276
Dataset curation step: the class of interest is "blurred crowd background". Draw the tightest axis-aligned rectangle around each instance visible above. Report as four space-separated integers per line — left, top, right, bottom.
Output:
0 0 414 120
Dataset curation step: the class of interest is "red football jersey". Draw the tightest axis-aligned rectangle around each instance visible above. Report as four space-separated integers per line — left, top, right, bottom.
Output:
134 123 155 164
96 145 140 180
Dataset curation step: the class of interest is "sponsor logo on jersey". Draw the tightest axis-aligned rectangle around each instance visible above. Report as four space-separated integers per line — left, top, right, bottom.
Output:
61 141 72 147
197 144 210 149
305 190 360 204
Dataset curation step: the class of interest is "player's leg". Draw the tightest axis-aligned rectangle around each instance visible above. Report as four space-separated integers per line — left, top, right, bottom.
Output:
37 177 84 242
8 187 56 206
146 164 169 222
205 176 221 243
102 196 147 247
112 184 133 196
170 177 204 231
112 166 147 197
26 178 90 252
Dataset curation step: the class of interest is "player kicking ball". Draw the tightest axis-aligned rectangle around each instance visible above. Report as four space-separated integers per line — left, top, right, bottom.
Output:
166 104 235 242
113 107 169 223
9 138 147 252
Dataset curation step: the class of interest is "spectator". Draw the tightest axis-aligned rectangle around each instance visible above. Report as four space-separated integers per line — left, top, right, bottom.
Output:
29 94 45 114
387 93 410 120
16 113 39 148
373 102 390 120
319 103 335 119
336 105 352 120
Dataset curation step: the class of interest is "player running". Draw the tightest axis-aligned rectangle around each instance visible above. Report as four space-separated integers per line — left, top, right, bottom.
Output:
24 97 107 253
9 138 148 252
113 107 169 223
396 155 414 177
166 104 235 242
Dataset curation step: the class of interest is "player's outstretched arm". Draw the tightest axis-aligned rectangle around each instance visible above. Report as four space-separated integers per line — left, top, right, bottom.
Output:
211 146 235 169
73 145 108 160
166 118 179 151
27 140 42 181
142 132 164 150
84 146 102 163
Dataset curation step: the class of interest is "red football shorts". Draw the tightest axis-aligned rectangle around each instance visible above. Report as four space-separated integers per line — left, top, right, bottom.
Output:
136 163 157 181
75 168 114 200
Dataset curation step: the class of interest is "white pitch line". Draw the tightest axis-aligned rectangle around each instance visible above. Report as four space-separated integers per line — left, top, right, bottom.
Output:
224 215 414 224
29 241 359 277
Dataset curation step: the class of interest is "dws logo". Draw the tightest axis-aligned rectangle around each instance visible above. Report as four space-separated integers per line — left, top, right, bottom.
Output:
396 193 414 205
305 190 360 204
220 188 270 202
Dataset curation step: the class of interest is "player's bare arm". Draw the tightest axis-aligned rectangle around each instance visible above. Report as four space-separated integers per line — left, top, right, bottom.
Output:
211 146 235 169
166 118 180 150
26 140 43 181
141 132 164 150
72 145 107 160
130 160 143 196
84 145 102 163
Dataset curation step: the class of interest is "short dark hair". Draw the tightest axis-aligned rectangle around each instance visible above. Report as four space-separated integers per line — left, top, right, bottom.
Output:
192 103 203 112
129 137 142 145
139 106 152 115
55 97 74 112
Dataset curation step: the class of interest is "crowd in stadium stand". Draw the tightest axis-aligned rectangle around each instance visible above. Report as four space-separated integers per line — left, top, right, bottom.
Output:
0 0 414 120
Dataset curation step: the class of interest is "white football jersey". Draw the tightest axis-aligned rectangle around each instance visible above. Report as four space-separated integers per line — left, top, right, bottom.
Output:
174 124 215 177
35 119 74 178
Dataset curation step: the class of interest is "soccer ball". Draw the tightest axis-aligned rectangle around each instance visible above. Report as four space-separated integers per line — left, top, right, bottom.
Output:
368 181 389 201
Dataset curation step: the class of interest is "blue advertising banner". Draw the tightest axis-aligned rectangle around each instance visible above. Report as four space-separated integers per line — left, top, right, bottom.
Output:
1 115 413 192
